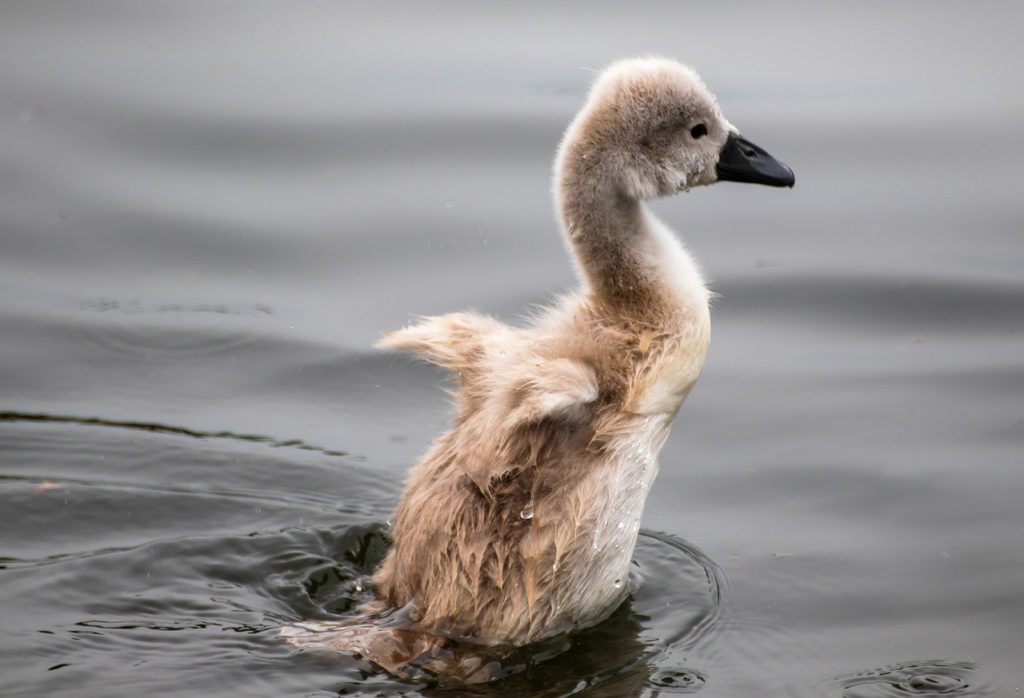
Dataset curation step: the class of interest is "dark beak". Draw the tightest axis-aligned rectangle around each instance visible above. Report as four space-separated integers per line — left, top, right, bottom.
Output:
716 132 795 188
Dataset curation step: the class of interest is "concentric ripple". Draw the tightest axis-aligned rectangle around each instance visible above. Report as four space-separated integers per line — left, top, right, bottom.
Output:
834 659 1003 697
648 667 708 693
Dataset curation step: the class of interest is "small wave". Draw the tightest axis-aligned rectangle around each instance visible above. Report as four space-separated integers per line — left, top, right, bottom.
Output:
0 410 347 458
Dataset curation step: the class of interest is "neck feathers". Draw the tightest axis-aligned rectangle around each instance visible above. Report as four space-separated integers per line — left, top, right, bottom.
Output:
555 142 708 321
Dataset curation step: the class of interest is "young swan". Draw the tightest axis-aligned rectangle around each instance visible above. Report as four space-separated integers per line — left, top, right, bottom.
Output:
287 57 792 669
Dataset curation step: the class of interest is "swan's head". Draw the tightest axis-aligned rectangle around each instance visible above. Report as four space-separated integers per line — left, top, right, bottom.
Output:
560 57 794 200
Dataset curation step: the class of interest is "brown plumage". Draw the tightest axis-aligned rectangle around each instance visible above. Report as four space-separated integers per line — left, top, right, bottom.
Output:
284 57 793 677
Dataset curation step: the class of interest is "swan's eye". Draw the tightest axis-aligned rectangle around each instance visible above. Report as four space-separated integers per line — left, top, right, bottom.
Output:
690 123 708 139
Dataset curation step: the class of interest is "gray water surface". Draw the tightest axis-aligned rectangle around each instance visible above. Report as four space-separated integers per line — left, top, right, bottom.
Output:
2 2 1022 696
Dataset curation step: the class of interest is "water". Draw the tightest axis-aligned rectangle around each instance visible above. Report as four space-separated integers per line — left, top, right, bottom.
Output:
2 2 1022 696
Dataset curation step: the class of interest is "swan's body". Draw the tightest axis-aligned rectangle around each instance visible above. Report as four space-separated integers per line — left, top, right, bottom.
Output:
285 57 792 673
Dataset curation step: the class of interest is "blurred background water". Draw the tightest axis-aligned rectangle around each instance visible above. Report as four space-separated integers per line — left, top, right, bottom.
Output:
1 2 1022 696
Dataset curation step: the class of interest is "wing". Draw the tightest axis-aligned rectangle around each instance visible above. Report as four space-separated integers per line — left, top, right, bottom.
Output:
375 312 509 373
502 357 599 425
378 312 598 424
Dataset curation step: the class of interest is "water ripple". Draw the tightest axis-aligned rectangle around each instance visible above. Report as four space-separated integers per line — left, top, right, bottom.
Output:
73 299 273 360
285 528 724 695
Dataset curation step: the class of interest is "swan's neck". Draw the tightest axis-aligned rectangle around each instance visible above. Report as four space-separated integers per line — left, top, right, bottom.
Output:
556 149 708 319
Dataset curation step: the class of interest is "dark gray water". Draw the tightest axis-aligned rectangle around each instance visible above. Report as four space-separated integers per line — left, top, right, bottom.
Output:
2 2 1022 696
